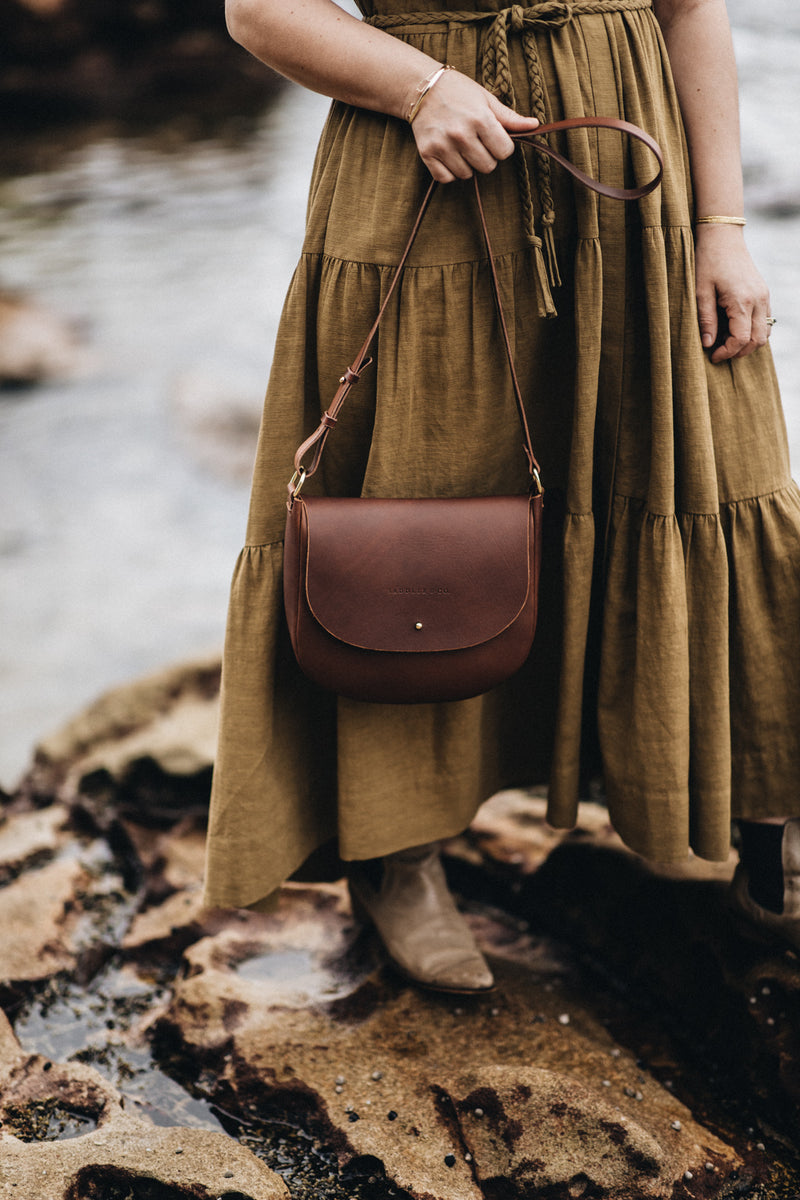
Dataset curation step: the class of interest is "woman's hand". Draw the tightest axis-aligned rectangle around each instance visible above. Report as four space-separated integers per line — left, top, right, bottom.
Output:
409 69 540 183
695 225 773 363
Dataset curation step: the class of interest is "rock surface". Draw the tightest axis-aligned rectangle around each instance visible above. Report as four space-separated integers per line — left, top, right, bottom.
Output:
2 661 800 1198
21 654 220 820
154 882 736 1200
0 291 93 386
0 1012 288 1199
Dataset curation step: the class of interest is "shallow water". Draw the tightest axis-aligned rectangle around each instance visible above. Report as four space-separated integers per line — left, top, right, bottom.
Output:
1 7 799 788
0 85 331 787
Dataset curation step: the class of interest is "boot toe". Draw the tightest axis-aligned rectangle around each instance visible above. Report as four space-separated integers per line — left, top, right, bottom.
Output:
433 955 495 993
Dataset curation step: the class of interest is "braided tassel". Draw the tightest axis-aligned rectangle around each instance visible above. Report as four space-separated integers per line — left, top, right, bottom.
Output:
513 149 557 317
531 235 557 318
542 218 562 289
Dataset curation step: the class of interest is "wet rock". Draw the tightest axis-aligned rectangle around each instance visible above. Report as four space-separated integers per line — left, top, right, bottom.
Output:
0 804 66 883
18 655 220 821
0 1015 288 1199
465 787 736 883
4 679 800 1196
121 884 206 952
0 1007 20 1062
152 880 738 1200
1 0 283 122
122 816 208 894
448 793 800 1150
0 857 88 991
0 291 93 386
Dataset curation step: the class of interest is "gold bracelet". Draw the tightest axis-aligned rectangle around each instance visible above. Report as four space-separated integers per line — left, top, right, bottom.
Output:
695 215 746 227
406 64 454 124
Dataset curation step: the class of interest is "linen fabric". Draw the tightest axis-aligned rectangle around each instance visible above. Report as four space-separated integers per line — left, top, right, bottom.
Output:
204 0 800 911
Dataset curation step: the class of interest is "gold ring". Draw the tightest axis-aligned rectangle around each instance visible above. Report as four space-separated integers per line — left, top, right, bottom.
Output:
766 316 777 326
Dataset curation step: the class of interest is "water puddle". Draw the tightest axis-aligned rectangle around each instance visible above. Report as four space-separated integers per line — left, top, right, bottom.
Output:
3 1100 98 1143
234 946 368 1006
10 954 407 1196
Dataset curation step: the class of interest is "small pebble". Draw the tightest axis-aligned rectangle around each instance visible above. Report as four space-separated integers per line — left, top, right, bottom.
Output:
634 1091 643 1102
371 1070 383 1081
761 986 771 996
610 1048 621 1059
624 1086 636 1098
490 1007 500 1017
175 1148 184 1155
705 1162 715 1172
345 1104 354 1113
767 1017 776 1026
223 1171 234 1179
465 1153 472 1162
601 1080 611 1088
671 1120 682 1132
474 1108 484 1118
749 996 757 1005
558 1013 570 1025
444 1154 456 1168
335 1085 343 1094
336 1075 345 1086
387 1111 398 1121
684 1171 694 1182
348 1112 360 1123
756 1142 765 1152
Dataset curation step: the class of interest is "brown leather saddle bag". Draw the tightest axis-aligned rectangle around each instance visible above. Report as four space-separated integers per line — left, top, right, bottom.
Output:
283 117 662 704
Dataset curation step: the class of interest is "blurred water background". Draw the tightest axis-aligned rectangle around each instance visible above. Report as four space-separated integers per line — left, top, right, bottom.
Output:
1 0 799 789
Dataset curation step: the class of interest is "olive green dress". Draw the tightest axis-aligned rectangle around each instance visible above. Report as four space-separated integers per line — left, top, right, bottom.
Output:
204 0 800 911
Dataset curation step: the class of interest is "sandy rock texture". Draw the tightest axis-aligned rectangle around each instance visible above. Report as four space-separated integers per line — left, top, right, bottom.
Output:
21 655 221 820
153 882 736 1200
2 659 800 1198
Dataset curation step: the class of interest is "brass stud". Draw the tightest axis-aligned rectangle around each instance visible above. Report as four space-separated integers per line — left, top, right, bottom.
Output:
415 622 423 630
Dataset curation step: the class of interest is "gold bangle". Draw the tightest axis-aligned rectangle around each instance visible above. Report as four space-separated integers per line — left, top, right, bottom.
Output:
406 64 454 124
695 215 746 227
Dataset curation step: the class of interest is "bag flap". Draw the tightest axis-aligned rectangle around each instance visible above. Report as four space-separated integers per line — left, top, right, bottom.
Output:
297 495 534 653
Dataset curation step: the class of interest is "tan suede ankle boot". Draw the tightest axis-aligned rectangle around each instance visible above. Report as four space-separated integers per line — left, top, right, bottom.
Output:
729 818 800 952
348 841 494 994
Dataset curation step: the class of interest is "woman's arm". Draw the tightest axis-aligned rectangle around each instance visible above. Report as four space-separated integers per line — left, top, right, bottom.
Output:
653 0 771 361
224 0 540 183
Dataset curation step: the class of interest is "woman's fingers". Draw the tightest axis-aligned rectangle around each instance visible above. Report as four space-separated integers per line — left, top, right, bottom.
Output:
412 70 539 180
696 283 719 351
694 226 771 363
709 294 772 362
424 151 473 183
710 305 752 363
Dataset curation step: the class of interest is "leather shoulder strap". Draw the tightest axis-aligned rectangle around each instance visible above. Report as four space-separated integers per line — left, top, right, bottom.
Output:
288 115 663 503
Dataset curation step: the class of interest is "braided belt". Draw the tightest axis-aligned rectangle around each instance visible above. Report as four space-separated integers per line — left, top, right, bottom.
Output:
367 0 653 316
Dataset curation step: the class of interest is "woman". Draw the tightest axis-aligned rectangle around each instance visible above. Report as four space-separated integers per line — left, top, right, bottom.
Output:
204 0 800 990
